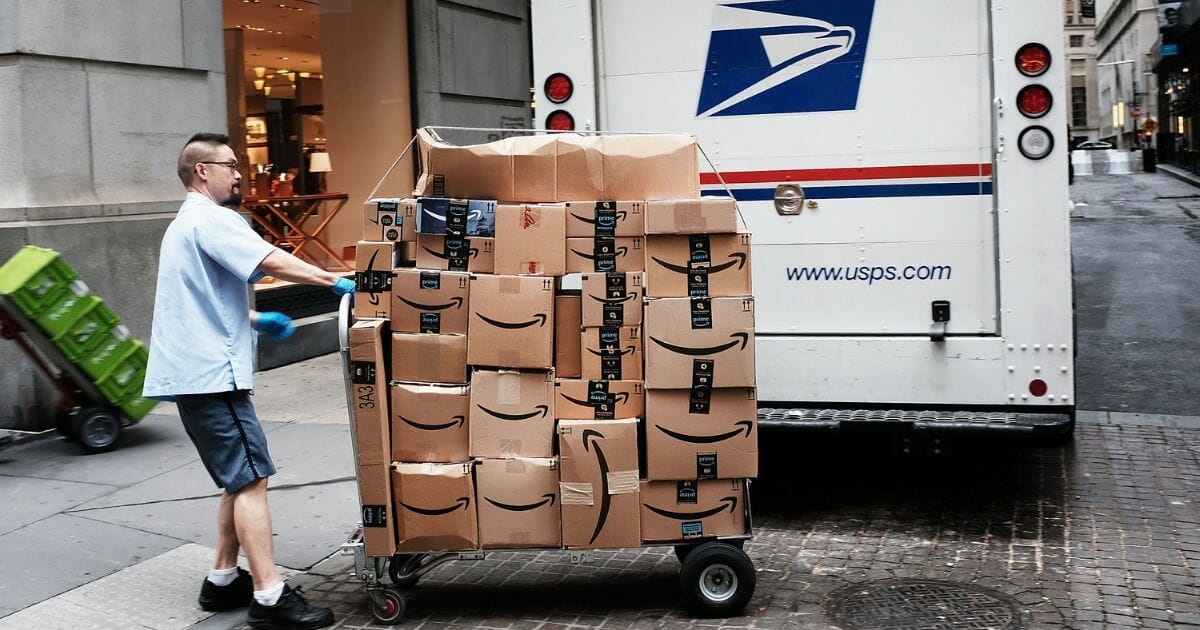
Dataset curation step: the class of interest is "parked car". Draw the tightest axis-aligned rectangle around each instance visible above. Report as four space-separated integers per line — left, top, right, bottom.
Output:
1075 140 1115 150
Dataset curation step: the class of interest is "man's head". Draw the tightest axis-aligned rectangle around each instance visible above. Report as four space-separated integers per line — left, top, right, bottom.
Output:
178 132 242 208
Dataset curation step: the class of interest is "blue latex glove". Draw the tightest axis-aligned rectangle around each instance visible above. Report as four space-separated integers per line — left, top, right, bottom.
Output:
254 311 295 341
332 277 356 296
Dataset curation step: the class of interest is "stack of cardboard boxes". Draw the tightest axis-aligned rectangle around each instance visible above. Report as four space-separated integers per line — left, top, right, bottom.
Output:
347 129 757 558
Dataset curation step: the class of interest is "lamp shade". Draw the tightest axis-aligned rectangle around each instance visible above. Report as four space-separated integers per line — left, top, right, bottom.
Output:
309 152 332 173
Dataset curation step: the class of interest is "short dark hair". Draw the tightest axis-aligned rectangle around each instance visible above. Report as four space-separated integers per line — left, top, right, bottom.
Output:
177 132 232 186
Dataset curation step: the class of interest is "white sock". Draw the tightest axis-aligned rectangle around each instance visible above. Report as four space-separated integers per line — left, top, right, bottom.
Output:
253 581 285 607
207 566 239 587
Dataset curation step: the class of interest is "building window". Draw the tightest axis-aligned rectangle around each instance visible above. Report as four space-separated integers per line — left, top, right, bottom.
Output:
1070 35 1084 48
1072 86 1088 127
1066 14 1074 25
1071 59 1086 76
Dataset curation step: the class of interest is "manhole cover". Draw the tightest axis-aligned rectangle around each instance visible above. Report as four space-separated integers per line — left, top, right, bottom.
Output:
825 579 1024 630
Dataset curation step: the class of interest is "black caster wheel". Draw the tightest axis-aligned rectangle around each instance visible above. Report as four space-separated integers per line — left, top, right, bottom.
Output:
370 587 405 624
71 406 123 454
679 541 756 617
388 554 424 588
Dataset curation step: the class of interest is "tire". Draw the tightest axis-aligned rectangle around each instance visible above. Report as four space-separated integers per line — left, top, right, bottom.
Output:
679 541 756 617
388 554 423 588
71 406 123 454
370 588 405 624
676 539 744 562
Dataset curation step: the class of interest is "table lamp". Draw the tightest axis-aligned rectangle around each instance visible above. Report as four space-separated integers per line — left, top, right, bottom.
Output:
309 151 332 193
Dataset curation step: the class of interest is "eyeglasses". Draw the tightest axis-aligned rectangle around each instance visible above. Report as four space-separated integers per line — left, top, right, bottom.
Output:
199 161 239 172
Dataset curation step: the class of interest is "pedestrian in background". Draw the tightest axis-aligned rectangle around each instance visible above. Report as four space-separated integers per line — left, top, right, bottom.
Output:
144 132 354 629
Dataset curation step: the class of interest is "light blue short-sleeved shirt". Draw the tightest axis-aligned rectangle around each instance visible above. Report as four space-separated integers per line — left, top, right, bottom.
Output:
143 192 278 400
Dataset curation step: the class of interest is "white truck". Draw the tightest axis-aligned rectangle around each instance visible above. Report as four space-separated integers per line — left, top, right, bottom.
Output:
532 0 1074 442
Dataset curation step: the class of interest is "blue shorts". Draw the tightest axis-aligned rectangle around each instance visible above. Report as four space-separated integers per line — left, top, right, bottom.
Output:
176 390 276 494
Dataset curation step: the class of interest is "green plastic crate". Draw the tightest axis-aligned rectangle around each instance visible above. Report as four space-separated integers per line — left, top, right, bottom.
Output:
0 246 79 318
118 394 158 423
33 280 93 338
80 334 141 382
52 297 121 362
95 343 148 405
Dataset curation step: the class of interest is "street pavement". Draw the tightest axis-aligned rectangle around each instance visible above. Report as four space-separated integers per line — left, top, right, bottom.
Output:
0 171 1198 629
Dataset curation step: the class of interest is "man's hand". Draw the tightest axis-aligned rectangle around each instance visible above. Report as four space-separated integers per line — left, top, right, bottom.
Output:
254 311 295 341
332 277 356 296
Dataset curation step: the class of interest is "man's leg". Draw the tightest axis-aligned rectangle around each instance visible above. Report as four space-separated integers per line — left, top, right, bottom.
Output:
231 477 283 591
214 491 240 569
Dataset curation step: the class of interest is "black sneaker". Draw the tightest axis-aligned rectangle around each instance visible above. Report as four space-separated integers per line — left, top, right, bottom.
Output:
198 567 253 611
247 585 334 630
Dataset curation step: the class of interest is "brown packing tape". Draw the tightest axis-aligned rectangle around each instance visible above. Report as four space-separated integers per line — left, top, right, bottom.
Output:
560 482 594 505
497 371 520 405
503 459 527 473
606 470 639 495
499 276 523 294
675 205 705 232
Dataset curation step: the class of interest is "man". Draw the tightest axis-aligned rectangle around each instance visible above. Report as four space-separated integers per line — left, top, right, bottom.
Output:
145 133 353 629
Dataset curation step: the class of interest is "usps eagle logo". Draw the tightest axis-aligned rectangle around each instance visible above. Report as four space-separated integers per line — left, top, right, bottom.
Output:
697 0 876 117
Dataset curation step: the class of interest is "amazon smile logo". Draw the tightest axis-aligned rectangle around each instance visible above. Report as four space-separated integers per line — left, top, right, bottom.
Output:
586 346 637 358
586 292 637 305
476 404 549 421
652 252 747 275
655 420 754 444
400 496 470 516
399 415 465 431
421 245 479 260
582 429 612 545
570 210 628 225
560 392 631 407
644 496 738 521
397 296 464 311
484 493 556 512
649 332 750 356
476 312 548 329
572 246 629 260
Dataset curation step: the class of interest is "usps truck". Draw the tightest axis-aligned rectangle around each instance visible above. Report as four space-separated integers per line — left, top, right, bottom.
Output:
532 0 1074 441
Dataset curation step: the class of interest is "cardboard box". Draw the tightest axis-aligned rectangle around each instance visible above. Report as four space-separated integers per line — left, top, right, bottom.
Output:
580 326 643 381
354 242 396 320
554 379 644 420
467 275 555 368
564 201 645 238
391 383 470 463
554 293 582 378
640 479 747 543
643 297 755 388
391 333 468 384
566 237 644 274
494 203 567 276
643 197 739 235
581 272 644 327
413 128 698 202
363 198 416 243
469 369 556 458
348 319 396 556
557 418 641 549
415 198 496 237
398 241 418 265
392 462 478 551
391 269 470 335
644 232 752 298
644 388 758 481
475 457 562 549
415 234 494 273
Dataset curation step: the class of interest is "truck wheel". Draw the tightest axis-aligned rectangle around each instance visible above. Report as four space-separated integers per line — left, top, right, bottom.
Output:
72 406 123 454
679 541 755 617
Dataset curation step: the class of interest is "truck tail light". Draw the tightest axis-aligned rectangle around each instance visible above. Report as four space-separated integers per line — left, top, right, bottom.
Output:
1017 85 1052 118
546 110 575 131
544 73 573 104
1018 126 1054 160
1016 43 1051 77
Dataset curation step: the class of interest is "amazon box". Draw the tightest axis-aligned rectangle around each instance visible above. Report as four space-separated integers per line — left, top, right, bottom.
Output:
564 201 645 238
554 293 582 378
475 457 561 549
565 237 644 273
415 234 494 273
580 326 643 381
354 242 396 320
643 297 755 389
555 379 644 420
468 274 555 368
391 383 470 463
640 479 747 543
392 462 478 551
414 128 557 201
391 269 470 334
644 197 739 235
363 198 416 243
494 203 567 276
644 232 752 298
348 320 396 556
391 333 468 384
581 272 644 327
416 198 496 237
557 418 641 549
470 369 556 458
644 388 758 481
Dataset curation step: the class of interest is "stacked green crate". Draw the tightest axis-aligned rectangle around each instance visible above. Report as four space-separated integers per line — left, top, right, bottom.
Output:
0 246 157 422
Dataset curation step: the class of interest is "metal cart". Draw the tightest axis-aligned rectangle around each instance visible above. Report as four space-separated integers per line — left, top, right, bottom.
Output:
334 293 757 625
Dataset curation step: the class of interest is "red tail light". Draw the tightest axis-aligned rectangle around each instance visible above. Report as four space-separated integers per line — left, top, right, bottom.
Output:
1016 43 1051 77
546 110 575 131
1017 85 1052 118
544 73 573 104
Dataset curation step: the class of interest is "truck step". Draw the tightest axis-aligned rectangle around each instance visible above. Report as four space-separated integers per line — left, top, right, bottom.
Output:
757 408 1073 434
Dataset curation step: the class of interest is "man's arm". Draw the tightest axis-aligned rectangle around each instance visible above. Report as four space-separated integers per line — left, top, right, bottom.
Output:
257 249 342 288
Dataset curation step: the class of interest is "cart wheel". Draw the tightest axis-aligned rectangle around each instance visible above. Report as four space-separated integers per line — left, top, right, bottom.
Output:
388 554 423 588
71 406 123 454
370 588 405 624
679 541 755 617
